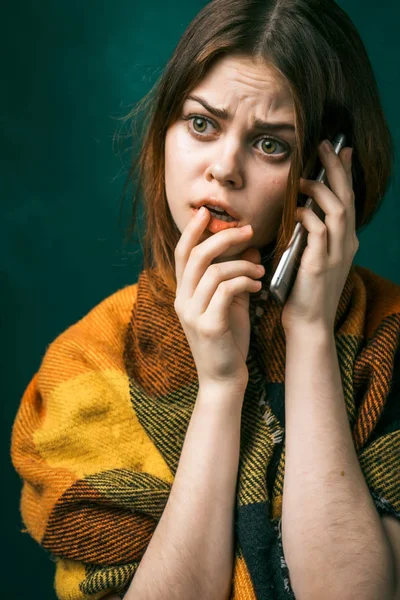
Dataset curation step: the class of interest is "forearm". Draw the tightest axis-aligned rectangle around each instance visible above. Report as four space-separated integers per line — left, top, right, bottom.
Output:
125 383 245 600
281 326 395 600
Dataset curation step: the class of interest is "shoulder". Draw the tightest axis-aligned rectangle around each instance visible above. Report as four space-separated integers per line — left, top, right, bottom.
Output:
39 283 139 383
353 265 400 338
22 283 141 465
353 265 400 306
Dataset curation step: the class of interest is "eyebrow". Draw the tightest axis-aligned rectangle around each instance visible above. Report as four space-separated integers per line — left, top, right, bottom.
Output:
185 94 295 133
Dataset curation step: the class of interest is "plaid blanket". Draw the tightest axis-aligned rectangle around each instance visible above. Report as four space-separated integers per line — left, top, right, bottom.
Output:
11 264 400 599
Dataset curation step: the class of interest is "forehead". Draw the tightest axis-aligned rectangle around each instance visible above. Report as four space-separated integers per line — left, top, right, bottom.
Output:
189 54 294 113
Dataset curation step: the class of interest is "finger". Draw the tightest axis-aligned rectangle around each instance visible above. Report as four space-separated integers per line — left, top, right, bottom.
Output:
299 175 355 242
318 140 355 209
338 146 353 191
345 147 353 189
299 177 350 231
297 204 358 267
174 207 211 289
201 276 262 332
189 260 264 316
178 223 254 301
295 206 328 265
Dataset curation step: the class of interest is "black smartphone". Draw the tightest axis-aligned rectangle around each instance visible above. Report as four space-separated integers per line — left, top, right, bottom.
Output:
269 133 347 305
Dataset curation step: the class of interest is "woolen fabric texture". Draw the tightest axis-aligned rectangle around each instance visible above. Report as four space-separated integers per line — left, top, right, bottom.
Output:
11 263 400 599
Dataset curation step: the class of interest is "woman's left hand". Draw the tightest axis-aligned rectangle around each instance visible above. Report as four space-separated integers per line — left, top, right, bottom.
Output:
281 139 359 334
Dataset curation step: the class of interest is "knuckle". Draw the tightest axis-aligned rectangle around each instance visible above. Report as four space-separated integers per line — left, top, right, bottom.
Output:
183 312 195 327
218 279 231 296
174 244 183 259
198 318 215 338
210 263 225 279
333 205 346 219
348 191 355 203
174 296 182 314
314 181 324 192
181 305 195 326
190 246 201 261
330 260 341 270
304 180 315 192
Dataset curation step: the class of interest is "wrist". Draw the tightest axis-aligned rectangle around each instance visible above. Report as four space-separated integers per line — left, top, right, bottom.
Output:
283 322 334 344
197 379 247 410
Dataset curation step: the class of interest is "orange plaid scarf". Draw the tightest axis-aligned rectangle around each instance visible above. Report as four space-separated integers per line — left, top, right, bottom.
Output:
11 264 400 599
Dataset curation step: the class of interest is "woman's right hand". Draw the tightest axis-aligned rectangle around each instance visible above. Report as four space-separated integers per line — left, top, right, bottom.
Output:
174 206 265 392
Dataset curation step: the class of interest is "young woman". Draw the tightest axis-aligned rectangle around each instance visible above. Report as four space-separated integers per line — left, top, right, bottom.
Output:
11 0 400 599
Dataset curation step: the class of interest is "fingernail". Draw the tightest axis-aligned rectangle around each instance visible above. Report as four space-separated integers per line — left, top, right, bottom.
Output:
321 139 332 153
242 224 252 233
198 206 206 217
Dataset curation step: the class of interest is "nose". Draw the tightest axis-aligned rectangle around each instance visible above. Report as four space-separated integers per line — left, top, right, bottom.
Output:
205 145 243 189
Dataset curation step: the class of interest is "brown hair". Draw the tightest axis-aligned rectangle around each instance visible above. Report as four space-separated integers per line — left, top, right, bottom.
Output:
115 0 394 302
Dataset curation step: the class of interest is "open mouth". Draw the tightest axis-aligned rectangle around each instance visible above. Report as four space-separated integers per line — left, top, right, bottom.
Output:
192 206 240 233
207 207 237 222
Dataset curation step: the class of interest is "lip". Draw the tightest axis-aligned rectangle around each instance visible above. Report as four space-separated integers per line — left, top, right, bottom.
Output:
192 198 241 221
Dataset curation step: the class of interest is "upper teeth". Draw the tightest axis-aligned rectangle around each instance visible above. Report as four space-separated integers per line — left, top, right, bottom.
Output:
205 204 225 214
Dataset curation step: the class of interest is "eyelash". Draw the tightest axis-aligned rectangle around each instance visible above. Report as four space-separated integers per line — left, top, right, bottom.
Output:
182 113 291 160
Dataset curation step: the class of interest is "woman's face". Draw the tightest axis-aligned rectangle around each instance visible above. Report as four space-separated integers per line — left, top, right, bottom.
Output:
164 53 295 264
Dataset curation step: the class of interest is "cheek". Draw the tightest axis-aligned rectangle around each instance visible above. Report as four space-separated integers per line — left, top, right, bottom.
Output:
165 125 197 176
271 176 286 189
257 175 288 225
260 176 288 205
271 176 289 207
165 129 178 177
164 127 195 232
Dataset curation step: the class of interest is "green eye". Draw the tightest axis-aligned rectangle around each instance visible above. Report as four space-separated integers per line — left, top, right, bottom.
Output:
256 137 288 157
192 117 208 133
261 139 278 154
183 113 290 161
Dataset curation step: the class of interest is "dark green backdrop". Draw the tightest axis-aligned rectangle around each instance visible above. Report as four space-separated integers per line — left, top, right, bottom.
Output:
2 2 399 598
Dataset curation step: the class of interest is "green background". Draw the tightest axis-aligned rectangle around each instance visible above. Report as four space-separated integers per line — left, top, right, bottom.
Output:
2 1 399 598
